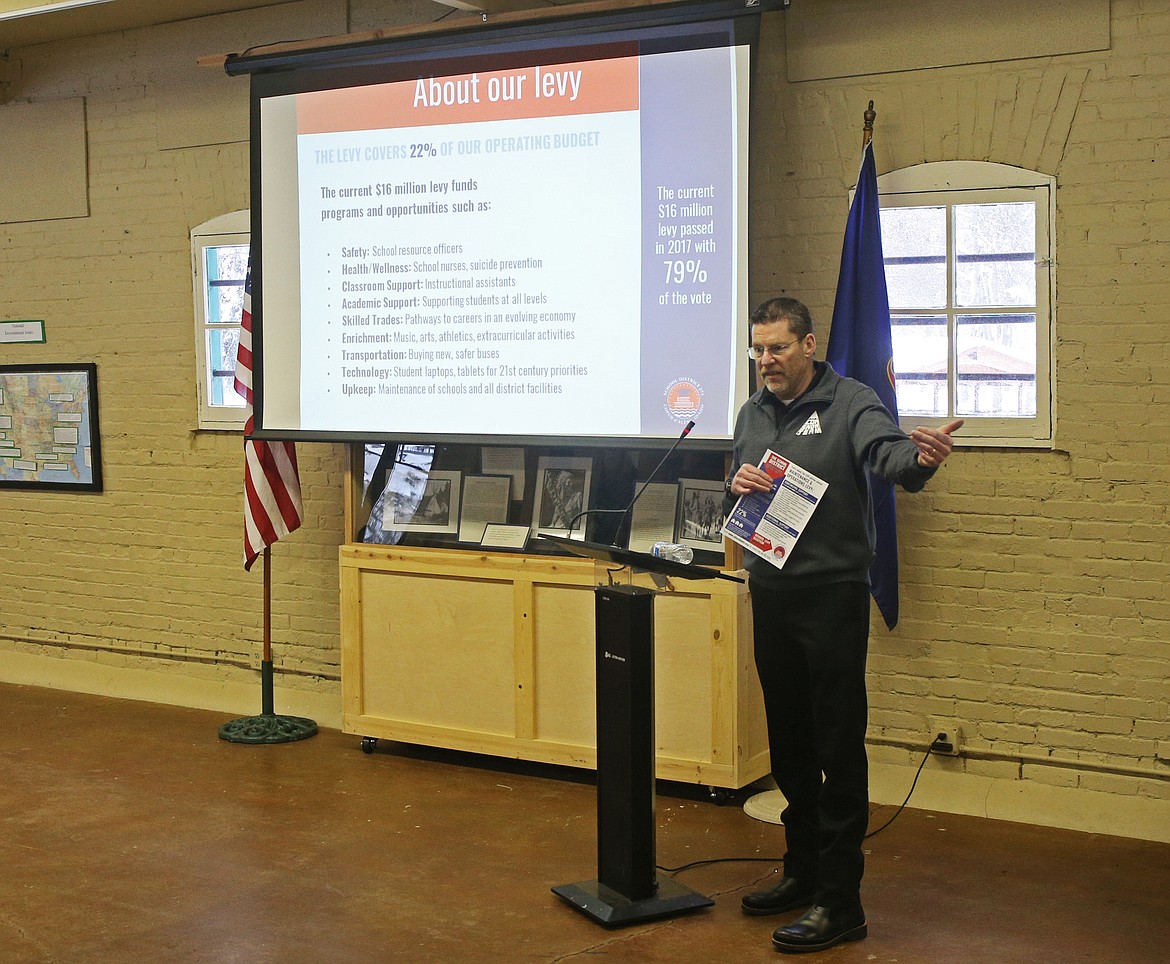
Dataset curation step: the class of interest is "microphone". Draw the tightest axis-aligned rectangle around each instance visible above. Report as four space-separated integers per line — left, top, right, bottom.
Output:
563 420 696 543
615 419 695 541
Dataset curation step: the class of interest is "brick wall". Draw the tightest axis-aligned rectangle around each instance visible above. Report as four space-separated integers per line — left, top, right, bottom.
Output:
751 1 1170 834
0 4 363 714
0 0 1166 838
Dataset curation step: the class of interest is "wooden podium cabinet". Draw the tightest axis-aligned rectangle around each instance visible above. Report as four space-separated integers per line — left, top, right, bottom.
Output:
339 542 770 790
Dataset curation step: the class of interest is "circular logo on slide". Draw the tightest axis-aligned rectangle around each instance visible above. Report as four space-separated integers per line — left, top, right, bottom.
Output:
663 377 704 424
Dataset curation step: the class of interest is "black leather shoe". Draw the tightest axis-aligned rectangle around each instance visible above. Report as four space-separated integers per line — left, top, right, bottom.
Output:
771 903 867 953
740 876 814 916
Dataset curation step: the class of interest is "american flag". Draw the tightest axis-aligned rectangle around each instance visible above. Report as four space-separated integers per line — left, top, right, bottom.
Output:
235 264 303 571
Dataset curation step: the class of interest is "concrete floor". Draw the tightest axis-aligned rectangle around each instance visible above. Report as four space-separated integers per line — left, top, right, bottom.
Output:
1 681 1167 963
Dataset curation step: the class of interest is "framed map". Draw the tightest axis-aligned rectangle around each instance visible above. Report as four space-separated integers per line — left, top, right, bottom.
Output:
0 364 102 491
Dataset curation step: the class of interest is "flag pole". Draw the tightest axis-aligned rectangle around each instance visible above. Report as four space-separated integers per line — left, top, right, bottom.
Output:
218 261 316 744
823 98 902 630
219 545 318 744
262 544 274 715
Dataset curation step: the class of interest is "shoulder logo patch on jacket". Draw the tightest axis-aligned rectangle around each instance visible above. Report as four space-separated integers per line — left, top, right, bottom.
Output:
795 411 822 436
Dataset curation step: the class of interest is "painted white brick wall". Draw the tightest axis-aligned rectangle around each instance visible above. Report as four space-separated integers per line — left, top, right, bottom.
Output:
751 3 1170 829
0 0 1166 837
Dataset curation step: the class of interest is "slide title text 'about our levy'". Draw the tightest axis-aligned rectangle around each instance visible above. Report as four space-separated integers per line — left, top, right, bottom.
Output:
413 67 583 108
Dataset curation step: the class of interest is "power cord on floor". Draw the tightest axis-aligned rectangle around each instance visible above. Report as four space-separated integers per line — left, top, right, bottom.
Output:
657 740 935 875
658 855 785 873
863 742 932 839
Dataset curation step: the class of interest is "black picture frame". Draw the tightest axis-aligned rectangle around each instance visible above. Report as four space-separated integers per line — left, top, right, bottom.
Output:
0 363 103 492
677 478 726 552
390 470 460 533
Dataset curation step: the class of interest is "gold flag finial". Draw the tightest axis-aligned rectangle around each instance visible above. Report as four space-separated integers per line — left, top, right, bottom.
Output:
863 100 876 148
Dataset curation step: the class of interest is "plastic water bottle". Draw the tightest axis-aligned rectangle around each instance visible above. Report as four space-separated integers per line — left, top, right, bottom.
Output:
651 541 694 564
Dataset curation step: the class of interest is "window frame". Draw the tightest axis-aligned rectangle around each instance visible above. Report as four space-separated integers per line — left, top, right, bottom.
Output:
874 161 1055 448
191 210 250 431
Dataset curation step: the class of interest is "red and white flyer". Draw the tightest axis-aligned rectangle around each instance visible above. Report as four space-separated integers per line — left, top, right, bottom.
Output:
721 449 828 570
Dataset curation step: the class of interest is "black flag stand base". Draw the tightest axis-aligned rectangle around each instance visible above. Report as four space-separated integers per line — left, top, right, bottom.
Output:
218 660 318 744
219 546 318 745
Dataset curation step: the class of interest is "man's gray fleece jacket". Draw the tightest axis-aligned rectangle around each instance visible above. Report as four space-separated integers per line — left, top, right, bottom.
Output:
724 361 936 590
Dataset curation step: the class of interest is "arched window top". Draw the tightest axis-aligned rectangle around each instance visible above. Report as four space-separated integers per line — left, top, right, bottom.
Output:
191 210 250 430
192 209 249 237
877 160 1054 195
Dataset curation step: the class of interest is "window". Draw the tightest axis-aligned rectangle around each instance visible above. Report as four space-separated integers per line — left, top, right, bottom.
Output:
875 162 1054 446
191 211 249 430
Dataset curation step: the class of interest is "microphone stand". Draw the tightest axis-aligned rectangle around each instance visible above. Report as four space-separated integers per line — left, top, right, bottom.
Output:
561 420 696 545
616 419 695 542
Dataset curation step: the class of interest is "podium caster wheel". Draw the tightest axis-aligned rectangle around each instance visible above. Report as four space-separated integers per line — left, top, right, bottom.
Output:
708 786 732 805
360 736 378 754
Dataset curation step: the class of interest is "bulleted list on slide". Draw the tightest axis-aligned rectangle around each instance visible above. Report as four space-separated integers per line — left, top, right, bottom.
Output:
277 49 738 437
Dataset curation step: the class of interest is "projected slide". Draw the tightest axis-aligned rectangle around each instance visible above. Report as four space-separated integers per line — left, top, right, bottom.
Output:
259 43 746 441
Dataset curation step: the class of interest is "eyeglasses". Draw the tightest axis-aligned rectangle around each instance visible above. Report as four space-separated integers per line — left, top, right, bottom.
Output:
746 341 797 360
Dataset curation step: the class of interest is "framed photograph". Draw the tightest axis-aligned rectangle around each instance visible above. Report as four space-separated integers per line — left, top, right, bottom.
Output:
458 474 512 543
0 363 102 492
677 478 726 552
533 456 592 540
390 469 460 533
361 443 436 544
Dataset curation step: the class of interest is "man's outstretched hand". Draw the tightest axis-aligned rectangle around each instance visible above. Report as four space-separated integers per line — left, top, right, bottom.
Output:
911 418 964 469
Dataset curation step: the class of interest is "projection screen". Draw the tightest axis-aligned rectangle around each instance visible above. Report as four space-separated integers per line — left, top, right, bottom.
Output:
227 0 777 449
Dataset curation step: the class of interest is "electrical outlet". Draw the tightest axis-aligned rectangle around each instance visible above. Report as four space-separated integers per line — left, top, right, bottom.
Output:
929 720 963 756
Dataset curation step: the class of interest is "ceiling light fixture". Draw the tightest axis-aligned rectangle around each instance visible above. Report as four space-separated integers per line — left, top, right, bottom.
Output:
0 0 114 23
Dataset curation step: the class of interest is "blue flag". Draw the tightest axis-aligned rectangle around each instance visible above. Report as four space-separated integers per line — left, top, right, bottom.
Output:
826 140 900 630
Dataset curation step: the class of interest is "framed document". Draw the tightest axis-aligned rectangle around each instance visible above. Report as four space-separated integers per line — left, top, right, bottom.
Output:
627 481 678 553
479 446 525 499
0 363 102 491
391 470 460 533
677 478 726 552
533 456 592 540
458 474 512 543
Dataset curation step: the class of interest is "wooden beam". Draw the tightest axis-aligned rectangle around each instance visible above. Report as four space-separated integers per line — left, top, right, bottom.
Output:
199 0 701 69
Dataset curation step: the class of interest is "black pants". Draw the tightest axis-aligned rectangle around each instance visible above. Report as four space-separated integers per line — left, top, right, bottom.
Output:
749 579 871 910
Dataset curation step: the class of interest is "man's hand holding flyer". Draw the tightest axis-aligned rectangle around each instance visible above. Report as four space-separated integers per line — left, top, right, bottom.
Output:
722 450 828 569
